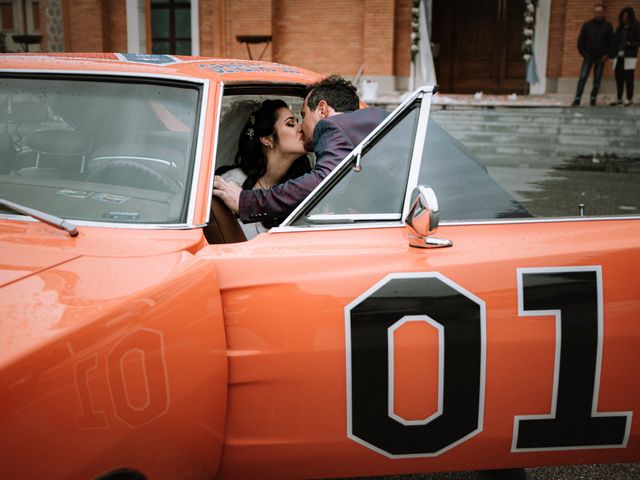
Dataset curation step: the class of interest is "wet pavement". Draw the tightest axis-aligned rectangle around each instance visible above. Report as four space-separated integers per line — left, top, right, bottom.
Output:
427 105 640 219
337 463 640 479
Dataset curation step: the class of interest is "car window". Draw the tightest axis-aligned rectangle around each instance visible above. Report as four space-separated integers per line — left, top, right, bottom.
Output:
429 107 640 220
0 76 201 225
290 102 420 227
419 117 531 221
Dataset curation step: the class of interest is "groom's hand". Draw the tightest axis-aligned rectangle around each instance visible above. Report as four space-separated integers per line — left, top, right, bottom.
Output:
213 176 241 214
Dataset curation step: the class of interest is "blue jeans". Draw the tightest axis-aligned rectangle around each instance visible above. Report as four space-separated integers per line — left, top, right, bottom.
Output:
574 57 604 101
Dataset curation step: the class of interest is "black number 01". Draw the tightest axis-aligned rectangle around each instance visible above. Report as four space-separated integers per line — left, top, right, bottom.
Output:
346 269 631 458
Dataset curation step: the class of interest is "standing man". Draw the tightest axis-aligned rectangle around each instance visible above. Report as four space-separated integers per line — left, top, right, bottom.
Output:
213 76 388 227
572 4 613 106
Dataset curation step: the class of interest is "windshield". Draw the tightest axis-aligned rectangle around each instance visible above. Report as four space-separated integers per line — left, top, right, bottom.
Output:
0 75 201 225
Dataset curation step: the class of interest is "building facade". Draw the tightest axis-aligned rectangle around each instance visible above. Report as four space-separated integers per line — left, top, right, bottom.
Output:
0 0 638 95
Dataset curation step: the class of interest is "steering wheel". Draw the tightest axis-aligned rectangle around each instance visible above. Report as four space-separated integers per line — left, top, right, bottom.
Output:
87 159 181 194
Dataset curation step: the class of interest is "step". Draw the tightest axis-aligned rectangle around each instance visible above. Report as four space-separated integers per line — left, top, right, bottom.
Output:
432 119 640 136
432 113 640 128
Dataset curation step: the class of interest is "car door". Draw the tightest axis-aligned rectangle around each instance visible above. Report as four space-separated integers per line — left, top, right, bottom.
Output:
204 87 640 480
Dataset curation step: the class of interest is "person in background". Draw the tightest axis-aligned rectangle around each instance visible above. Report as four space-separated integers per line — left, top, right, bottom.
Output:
610 7 640 106
572 4 613 106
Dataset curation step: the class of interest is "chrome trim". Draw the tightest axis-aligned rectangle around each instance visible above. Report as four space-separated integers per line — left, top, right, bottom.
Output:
271 222 402 234
0 68 208 84
281 86 435 228
440 215 640 226
185 79 210 225
307 213 401 222
405 186 453 249
405 186 440 238
0 214 195 229
401 92 432 221
204 81 225 223
271 214 640 234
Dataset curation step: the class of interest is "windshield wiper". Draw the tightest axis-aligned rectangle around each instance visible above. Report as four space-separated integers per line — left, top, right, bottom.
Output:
0 198 79 237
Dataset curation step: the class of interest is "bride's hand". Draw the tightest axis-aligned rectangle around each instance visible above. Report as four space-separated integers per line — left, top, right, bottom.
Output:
213 176 241 214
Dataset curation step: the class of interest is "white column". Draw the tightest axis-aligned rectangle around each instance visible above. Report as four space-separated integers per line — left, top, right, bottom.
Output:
190 0 200 55
530 0 550 94
125 0 146 53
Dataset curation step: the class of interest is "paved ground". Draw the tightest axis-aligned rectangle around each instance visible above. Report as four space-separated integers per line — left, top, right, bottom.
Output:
337 463 640 480
373 92 636 109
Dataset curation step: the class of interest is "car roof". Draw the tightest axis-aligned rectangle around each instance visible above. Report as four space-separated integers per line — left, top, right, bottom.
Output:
0 53 323 85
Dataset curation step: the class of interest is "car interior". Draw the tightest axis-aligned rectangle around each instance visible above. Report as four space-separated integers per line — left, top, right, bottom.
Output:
203 83 310 244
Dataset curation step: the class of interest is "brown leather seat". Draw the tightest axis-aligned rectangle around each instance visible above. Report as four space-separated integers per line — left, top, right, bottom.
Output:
203 196 247 244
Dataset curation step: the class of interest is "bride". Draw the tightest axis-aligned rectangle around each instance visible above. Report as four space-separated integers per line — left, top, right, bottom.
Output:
215 99 311 239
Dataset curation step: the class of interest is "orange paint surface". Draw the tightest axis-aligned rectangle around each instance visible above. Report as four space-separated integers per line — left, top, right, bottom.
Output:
393 320 441 422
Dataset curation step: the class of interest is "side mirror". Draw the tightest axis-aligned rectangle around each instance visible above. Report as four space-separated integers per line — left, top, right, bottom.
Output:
405 185 452 249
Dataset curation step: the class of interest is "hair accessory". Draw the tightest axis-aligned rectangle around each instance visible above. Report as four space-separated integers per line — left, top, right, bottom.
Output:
249 114 256 125
246 127 254 139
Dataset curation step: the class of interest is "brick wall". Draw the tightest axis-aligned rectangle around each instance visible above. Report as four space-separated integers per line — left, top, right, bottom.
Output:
394 0 411 77
61 0 104 51
225 0 273 61
363 0 395 76
199 0 219 56
546 0 566 78
52 0 410 87
59 0 126 52
273 0 365 75
103 0 127 52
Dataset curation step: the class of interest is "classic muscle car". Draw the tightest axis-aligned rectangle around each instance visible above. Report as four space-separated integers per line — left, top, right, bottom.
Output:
0 54 638 480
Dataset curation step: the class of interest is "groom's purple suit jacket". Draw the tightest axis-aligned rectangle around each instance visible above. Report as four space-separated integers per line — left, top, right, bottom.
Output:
238 107 389 225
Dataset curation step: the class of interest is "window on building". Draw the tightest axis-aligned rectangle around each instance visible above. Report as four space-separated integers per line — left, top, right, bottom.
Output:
0 1 15 31
150 0 191 55
31 1 39 31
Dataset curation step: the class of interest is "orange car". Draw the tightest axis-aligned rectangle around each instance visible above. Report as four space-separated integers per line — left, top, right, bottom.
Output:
0 54 639 480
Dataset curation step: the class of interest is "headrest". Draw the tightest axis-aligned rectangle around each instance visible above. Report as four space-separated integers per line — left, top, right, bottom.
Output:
26 129 92 155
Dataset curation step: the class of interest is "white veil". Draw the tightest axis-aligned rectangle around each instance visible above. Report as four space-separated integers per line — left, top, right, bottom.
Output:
216 100 260 169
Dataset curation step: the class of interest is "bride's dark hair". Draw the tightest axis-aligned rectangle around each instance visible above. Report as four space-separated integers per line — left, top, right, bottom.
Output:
227 99 310 189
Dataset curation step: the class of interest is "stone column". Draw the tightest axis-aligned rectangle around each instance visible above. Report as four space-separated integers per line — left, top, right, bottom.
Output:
45 0 65 52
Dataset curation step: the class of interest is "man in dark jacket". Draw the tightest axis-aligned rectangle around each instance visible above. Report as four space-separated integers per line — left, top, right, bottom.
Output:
572 4 613 106
213 76 388 226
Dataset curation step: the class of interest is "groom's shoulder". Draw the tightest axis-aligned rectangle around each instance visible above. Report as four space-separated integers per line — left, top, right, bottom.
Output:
327 107 389 129
313 107 390 149
321 108 390 144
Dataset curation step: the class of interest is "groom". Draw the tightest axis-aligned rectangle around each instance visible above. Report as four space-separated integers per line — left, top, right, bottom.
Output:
213 75 388 226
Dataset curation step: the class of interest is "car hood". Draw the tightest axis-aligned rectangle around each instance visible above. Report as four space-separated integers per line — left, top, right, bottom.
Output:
0 219 206 366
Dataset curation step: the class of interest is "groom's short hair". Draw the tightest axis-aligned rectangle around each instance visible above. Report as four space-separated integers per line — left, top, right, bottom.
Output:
306 75 359 113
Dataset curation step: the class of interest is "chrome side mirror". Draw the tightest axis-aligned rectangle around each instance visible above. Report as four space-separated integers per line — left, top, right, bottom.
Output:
405 186 452 249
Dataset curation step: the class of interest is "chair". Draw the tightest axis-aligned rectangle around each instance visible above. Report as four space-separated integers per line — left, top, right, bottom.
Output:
203 196 247 244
